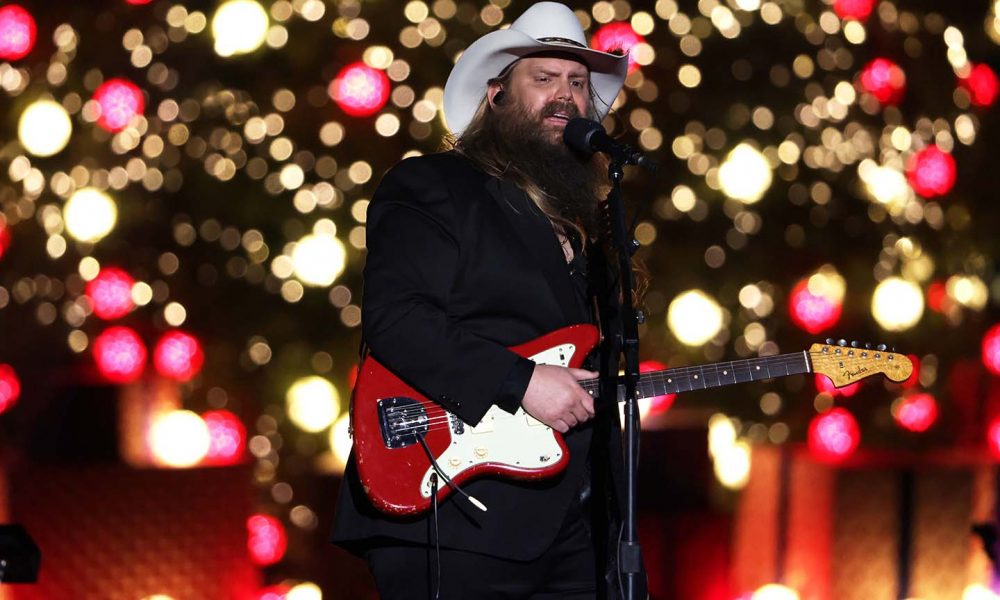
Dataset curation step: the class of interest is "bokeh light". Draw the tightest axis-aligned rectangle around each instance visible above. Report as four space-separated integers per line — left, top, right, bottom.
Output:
667 289 724 346
257 586 291 600
0 4 36 61
872 277 924 332
93 78 145 132
327 412 353 474
988 417 1000 460
964 583 1000 600
329 61 391 117
708 413 737 459
286 376 340 433
291 232 347 286
92 326 147 383
959 63 999 107
833 0 876 22
892 392 938 432
0 364 21 415
153 330 205 381
18 99 73 157
906 146 957 198
64 188 118 243
203 409 247 465
808 408 860 463
0 217 11 260
247 514 287 566
286 582 322 600
713 439 751 490
983 324 1000 375
150 409 211 468
788 268 845 334
858 58 906 105
752 584 800 600
212 0 269 57
85 267 136 320
718 143 772 204
815 374 861 398
858 161 911 206
590 22 644 74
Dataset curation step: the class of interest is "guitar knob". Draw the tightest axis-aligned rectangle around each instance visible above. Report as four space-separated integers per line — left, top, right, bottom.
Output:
838 339 847 347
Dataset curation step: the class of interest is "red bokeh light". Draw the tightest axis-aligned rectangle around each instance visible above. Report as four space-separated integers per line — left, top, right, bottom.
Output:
591 22 645 74
639 360 677 415
959 63 999 108
0 364 21 415
808 407 860 463
328 62 390 117
203 410 247 465
247 514 287 566
833 0 876 21
0 216 10 260
125 0 153 4
788 279 842 334
93 326 147 383
926 279 951 313
257 585 290 600
0 5 36 61
894 392 938 432
906 145 956 198
900 354 920 388
815 373 861 397
859 58 906 105
988 417 1000 460
983 324 1000 376
93 78 145 132
153 330 205 381
85 267 135 320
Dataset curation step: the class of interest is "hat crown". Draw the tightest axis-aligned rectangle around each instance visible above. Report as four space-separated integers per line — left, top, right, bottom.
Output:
509 2 587 47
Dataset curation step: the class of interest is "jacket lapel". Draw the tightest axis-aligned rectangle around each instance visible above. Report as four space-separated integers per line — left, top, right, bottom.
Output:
486 177 580 327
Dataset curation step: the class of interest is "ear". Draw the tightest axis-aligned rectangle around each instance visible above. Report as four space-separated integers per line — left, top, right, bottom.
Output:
487 81 505 109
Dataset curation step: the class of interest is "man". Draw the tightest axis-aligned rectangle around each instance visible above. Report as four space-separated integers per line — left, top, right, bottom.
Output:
333 3 642 598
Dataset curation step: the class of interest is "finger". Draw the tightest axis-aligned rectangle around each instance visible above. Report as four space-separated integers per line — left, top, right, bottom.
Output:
568 368 599 380
580 393 595 417
551 419 569 433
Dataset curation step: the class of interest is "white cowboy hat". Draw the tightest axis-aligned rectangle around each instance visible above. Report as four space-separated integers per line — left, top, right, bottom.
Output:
443 1 629 136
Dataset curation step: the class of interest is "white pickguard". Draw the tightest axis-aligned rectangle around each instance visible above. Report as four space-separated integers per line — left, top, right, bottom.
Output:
419 343 578 498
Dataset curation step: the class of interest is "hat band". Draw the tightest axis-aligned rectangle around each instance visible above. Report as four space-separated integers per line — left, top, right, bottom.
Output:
537 36 587 49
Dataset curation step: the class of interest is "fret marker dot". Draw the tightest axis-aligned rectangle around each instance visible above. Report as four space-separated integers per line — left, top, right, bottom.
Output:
668 378 672 383
723 370 728 375
693 374 699 379
756 366 760 370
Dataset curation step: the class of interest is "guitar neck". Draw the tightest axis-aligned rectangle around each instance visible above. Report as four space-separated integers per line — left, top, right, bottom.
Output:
579 351 812 402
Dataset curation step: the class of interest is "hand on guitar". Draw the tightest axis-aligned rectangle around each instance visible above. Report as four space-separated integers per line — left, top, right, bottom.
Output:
521 364 598 433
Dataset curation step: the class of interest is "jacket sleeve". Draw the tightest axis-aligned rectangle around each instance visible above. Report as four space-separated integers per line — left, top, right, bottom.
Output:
361 157 533 426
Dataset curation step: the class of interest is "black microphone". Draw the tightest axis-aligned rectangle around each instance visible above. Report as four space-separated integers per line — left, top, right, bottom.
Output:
563 118 657 171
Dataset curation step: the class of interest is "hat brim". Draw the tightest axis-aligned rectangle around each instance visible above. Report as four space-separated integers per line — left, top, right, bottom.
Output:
443 28 628 136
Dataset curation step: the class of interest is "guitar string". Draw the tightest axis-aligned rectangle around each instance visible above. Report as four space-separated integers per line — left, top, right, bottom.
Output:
380 353 899 434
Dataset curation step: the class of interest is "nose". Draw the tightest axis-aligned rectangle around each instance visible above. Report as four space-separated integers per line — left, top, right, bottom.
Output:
554 77 573 101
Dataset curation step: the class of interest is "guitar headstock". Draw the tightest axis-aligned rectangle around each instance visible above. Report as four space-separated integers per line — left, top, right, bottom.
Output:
809 339 914 388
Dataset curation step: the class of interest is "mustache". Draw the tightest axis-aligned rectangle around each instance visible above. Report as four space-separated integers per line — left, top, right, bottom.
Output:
539 101 581 120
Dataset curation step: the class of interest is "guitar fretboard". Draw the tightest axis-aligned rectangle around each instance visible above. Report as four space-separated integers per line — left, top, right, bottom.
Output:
579 351 812 402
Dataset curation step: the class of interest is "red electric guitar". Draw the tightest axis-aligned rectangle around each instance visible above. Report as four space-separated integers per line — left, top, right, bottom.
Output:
350 324 913 516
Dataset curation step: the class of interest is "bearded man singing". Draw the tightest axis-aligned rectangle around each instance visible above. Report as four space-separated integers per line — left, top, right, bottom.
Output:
332 3 646 598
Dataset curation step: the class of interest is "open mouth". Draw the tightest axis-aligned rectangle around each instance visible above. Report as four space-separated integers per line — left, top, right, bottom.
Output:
544 111 572 125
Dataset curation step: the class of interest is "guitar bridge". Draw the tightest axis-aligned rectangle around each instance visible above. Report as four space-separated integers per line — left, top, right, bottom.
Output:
377 396 429 449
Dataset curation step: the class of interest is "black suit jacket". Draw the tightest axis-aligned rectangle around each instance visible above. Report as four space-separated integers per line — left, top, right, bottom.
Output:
332 151 607 561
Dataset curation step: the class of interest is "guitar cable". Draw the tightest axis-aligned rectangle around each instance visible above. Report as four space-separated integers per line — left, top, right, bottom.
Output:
416 434 488 512
429 472 441 600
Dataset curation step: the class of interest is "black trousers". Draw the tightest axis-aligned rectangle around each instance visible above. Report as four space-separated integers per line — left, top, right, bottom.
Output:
364 500 598 599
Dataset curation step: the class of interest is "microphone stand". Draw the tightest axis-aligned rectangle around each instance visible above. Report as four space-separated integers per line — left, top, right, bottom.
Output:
603 149 643 600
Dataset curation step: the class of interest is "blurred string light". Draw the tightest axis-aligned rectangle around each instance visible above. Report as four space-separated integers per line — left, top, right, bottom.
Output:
85 267 135 320
892 392 938 433
905 145 957 198
0 4 36 60
92 326 146 383
959 63 999 107
832 0 876 22
808 407 860 463
858 160 911 207
63 188 118 243
203 409 247 465
858 58 906 105
286 376 339 432
788 266 845 334
947 274 989 310
0 215 9 259
150 409 211 467
247 513 287 566
290 226 347 287
752 583 800 600
92 78 145 132
707 413 751 490
286 582 322 600
983 324 1000 375
988 417 1000 460
212 0 269 57
667 289 724 346
815 373 861 398
590 21 645 74
18 99 72 157
257 586 290 600
327 412 352 474
329 61 391 117
153 330 205 381
0 364 21 415
718 143 772 204
871 277 924 332
964 584 1000 600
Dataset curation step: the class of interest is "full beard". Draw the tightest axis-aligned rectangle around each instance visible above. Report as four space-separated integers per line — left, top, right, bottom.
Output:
491 99 606 237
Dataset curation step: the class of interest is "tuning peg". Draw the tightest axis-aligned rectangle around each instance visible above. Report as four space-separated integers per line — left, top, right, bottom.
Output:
825 338 834 345
865 342 872 349
877 343 887 352
850 340 859 348
838 339 847 346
